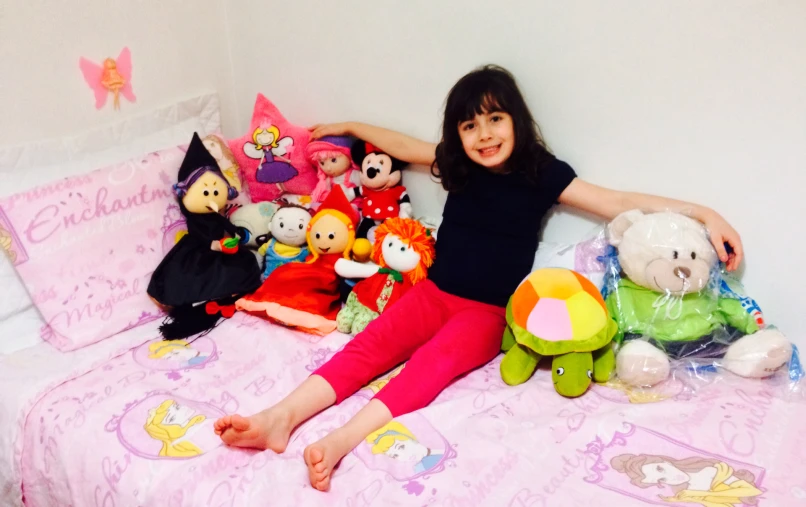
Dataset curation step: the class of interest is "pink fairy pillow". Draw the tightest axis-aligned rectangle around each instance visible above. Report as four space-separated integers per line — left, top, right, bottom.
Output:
0 144 190 351
228 94 318 203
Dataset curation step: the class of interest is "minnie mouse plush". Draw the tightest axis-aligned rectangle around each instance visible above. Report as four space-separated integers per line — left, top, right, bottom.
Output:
351 140 412 240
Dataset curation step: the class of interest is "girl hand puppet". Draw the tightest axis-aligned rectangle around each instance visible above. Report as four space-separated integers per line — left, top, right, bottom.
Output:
236 185 360 336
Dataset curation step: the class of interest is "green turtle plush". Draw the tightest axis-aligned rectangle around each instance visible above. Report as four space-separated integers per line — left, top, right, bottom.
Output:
500 267 618 397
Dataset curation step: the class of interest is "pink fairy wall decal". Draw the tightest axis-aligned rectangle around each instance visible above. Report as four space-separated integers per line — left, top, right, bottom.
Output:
79 47 136 110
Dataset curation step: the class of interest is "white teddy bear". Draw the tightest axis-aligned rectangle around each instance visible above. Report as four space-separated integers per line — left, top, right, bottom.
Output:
605 210 792 387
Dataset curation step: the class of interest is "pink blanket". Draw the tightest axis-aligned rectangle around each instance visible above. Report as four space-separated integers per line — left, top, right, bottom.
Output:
7 313 806 506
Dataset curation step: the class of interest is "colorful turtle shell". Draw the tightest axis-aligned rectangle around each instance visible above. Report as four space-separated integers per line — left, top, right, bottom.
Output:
505 268 615 355
500 268 618 397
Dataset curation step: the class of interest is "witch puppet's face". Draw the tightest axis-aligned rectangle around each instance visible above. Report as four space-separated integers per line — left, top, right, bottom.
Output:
182 172 229 214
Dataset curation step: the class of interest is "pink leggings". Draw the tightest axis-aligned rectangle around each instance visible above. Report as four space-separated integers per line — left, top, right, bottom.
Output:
314 280 506 417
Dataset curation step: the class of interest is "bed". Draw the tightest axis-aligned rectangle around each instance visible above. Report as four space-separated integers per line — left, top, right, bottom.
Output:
2 311 805 506
2 97 805 507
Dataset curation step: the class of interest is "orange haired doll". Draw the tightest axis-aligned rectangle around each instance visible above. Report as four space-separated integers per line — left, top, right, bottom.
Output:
335 218 435 335
236 186 359 335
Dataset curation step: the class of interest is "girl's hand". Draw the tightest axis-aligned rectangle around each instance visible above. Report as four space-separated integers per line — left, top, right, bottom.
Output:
704 211 743 271
309 122 353 140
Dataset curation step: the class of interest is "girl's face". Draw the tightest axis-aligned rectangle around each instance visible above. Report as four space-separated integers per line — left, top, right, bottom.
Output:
458 111 515 171
318 154 351 177
640 461 689 487
385 439 429 464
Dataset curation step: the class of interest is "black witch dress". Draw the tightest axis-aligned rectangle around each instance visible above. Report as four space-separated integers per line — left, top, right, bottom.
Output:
146 132 262 339
147 202 261 307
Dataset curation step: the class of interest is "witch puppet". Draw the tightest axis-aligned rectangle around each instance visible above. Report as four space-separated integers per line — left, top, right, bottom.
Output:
147 133 262 339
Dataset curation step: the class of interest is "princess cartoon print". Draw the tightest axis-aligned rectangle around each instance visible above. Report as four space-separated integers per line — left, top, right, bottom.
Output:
0 224 17 263
144 400 209 458
366 421 444 475
148 340 208 367
610 453 763 506
203 134 242 192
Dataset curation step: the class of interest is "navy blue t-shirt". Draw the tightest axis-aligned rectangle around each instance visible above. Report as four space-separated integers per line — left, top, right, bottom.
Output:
428 157 577 307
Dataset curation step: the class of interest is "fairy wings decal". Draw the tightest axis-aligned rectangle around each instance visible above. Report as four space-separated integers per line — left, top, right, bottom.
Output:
79 47 136 110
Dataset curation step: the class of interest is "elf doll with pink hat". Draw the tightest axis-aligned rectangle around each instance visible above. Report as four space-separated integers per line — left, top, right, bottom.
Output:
305 135 362 204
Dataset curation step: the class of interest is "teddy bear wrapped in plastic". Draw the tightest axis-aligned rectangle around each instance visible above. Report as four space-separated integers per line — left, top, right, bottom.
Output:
236 185 363 336
335 217 436 335
604 210 792 388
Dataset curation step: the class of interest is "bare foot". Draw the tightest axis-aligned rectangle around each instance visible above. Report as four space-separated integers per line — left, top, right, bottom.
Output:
214 407 293 453
303 429 355 492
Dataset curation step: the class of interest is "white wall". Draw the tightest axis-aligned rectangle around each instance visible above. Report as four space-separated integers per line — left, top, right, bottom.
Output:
0 0 238 145
2 1 804 341
225 0 805 340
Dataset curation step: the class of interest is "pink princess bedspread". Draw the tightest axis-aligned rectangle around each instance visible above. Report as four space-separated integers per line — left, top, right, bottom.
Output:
4 312 806 507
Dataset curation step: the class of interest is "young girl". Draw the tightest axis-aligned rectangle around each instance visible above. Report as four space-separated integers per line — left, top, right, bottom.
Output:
214 65 743 491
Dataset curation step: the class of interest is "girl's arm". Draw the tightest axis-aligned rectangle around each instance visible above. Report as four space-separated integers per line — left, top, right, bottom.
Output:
310 122 436 167
558 178 744 271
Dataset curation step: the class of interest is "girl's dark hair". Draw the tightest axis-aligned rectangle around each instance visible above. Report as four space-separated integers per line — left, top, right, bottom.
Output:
431 64 553 192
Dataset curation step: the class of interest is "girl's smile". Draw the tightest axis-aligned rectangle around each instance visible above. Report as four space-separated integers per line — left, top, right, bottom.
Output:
458 110 514 171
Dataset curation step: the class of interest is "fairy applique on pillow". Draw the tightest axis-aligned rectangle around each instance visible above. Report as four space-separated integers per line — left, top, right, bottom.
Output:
228 94 318 202
243 126 297 184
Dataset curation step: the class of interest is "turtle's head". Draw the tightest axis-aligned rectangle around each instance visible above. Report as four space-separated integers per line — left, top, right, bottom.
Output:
552 352 593 397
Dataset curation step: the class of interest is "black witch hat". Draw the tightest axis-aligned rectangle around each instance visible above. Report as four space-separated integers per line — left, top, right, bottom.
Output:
177 132 220 183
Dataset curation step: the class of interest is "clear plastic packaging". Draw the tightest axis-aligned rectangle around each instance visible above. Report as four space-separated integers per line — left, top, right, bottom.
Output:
531 225 610 291
602 210 798 399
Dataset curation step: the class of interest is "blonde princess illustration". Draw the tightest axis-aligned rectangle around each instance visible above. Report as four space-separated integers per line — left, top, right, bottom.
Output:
0 224 17 264
610 453 763 506
367 421 444 474
364 365 405 395
203 134 242 192
243 126 297 184
148 340 208 367
144 400 208 458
